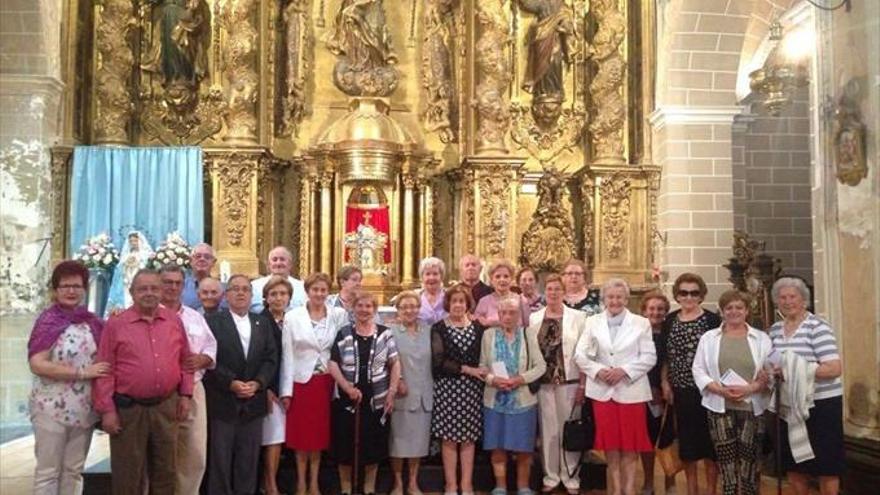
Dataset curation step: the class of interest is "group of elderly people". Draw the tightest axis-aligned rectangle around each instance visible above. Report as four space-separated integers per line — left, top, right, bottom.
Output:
27 247 843 495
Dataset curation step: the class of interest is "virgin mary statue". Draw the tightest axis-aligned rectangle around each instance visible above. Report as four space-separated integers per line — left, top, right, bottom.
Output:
105 231 154 316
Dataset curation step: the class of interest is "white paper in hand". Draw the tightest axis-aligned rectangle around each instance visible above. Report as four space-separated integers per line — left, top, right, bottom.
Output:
491 361 509 379
720 368 749 387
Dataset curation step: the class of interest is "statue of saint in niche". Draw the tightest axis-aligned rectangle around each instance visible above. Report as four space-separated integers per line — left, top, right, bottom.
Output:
328 0 398 71
519 0 577 99
327 0 399 96
141 0 210 87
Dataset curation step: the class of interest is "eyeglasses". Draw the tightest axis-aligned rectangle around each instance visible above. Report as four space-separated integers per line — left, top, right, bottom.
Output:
192 253 214 260
56 284 84 291
677 290 702 298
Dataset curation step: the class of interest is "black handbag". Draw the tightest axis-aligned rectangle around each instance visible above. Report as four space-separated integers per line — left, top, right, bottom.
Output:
563 400 594 452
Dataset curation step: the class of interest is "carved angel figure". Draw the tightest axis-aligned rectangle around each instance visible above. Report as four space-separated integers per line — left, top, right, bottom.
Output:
519 0 578 99
141 0 210 86
328 0 397 71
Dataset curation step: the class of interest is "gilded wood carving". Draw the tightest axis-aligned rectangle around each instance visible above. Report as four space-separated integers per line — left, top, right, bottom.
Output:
421 0 458 143
93 0 134 144
474 1 511 153
520 168 575 271
588 0 626 163
600 172 631 259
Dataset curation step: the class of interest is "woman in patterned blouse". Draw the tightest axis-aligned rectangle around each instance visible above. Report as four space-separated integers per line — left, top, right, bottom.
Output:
660 273 722 495
28 260 110 495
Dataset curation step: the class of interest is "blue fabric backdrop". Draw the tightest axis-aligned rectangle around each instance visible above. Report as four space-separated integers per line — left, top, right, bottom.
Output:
69 146 204 313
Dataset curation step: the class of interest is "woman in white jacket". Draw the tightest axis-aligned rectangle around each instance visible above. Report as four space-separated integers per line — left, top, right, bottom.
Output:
574 278 656 495
692 290 771 495
279 273 349 495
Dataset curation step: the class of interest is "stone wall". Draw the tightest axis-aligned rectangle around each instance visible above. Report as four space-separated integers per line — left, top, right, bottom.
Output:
732 86 814 283
0 0 64 428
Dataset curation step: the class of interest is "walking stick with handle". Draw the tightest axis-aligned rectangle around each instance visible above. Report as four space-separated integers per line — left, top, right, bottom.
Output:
352 398 362 495
775 373 783 495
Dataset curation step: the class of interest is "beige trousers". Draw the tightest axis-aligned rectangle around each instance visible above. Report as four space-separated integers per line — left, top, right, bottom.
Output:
176 382 208 495
32 412 94 495
537 383 583 491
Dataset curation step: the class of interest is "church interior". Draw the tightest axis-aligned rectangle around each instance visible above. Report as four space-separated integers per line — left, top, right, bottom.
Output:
0 0 877 493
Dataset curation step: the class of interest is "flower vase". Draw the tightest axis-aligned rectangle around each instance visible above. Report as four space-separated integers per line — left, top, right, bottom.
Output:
86 267 112 316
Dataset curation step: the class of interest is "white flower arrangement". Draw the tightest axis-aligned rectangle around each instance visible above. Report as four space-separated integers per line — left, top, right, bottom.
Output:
148 231 192 270
73 232 120 271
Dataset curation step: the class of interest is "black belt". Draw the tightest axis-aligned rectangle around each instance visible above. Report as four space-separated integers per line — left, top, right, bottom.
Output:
113 393 169 409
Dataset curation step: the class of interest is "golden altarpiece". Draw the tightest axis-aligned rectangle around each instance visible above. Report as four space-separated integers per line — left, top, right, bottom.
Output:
50 0 660 300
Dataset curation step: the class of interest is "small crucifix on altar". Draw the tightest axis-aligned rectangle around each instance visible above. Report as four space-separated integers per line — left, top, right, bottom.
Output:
343 210 389 272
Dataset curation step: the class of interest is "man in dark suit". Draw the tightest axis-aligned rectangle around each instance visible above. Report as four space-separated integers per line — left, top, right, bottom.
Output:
204 274 278 495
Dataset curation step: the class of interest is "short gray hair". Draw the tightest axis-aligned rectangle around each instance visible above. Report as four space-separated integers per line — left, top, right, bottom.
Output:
418 257 446 278
600 277 630 299
497 295 521 312
268 245 293 262
771 277 810 304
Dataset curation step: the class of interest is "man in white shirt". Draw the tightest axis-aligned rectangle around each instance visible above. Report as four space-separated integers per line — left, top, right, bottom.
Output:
250 246 306 313
158 264 217 495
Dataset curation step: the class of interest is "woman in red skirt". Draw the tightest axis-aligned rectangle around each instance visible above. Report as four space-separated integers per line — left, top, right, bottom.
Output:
280 273 350 495
575 278 657 495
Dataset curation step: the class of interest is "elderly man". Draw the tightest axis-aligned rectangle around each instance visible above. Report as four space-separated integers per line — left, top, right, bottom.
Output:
182 243 219 310
459 254 493 304
93 269 194 495
158 264 217 495
250 246 306 313
197 277 224 316
204 275 279 495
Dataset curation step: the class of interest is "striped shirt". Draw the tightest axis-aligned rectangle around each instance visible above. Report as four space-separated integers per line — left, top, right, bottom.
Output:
768 313 842 400
331 324 399 411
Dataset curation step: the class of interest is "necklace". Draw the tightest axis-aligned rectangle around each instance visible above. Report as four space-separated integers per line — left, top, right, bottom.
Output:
783 312 807 336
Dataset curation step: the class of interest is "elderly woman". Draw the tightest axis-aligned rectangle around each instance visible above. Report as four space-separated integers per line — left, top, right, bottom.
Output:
417 257 447 326
329 292 401 495
639 291 676 495
280 273 348 495
389 291 433 495
327 265 363 320
28 260 110 495
474 259 531 328
260 275 292 495
768 277 843 495
482 296 546 495
560 259 601 316
516 266 544 312
431 284 486 495
660 273 722 495
575 278 656 495
693 290 772 495
530 274 586 494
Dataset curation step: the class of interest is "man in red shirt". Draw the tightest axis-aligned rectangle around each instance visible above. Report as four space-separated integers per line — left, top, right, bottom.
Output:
93 269 194 494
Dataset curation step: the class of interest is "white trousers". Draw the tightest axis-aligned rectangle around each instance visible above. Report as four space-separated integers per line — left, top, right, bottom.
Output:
32 412 93 495
537 383 582 491
176 381 208 495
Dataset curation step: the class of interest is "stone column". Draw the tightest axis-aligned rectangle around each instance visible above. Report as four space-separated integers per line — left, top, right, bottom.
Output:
649 106 744 301
92 0 133 145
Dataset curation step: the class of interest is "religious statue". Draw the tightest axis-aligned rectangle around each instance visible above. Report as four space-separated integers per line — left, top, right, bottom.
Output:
327 0 400 96
519 0 578 100
833 79 868 186
141 0 210 88
106 230 154 314
344 211 389 272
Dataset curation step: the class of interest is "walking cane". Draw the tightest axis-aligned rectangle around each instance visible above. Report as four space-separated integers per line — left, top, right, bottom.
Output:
352 398 362 495
775 375 783 495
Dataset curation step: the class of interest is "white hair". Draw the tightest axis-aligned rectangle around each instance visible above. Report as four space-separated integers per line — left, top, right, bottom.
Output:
497 295 521 312
600 277 631 299
418 256 446 278
268 245 293 261
771 277 810 304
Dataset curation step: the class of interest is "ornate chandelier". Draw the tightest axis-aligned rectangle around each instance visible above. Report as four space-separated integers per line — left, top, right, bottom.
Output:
748 21 810 116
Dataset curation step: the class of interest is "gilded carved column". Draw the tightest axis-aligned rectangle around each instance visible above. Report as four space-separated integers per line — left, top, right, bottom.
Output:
589 0 627 165
296 163 317 276
206 150 265 275
50 147 73 264
459 158 525 261
220 0 260 145
317 170 334 275
401 173 418 284
93 0 134 145
473 1 511 154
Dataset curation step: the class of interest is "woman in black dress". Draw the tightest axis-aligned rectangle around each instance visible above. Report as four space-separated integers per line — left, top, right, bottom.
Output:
431 284 487 495
660 273 722 495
